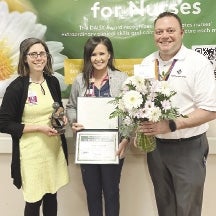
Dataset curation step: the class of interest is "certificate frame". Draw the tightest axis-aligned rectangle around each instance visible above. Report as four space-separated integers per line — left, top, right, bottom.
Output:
75 130 119 164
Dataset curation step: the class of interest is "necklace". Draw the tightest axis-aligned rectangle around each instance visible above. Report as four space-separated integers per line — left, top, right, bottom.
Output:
155 59 178 81
30 78 46 95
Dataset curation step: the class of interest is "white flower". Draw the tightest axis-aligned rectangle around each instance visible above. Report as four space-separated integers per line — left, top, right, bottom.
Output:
161 100 171 111
122 76 134 86
0 1 68 97
122 90 143 110
121 77 133 92
132 76 148 93
149 79 160 92
117 98 126 112
144 100 155 109
133 108 147 119
148 107 162 122
130 76 143 86
158 81 172 96
123 116 133 126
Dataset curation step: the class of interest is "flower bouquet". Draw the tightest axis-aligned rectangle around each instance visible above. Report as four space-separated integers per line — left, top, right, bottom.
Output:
109 76 181 153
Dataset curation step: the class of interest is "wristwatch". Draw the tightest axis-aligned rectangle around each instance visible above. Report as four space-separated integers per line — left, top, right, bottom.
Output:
169 120 177 132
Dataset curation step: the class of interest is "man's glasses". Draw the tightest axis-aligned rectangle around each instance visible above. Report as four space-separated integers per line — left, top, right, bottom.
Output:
27 51 49 59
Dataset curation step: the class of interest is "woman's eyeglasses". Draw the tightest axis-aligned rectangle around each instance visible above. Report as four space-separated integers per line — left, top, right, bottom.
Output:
27 51 49 59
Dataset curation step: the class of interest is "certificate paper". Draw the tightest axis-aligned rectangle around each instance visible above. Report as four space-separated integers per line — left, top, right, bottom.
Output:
77 97 118 130
75 131 119 164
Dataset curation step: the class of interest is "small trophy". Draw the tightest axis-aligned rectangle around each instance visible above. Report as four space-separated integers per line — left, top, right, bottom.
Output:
51 102 66 134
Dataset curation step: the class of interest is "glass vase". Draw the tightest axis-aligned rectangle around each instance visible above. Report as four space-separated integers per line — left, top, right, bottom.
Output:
134 132 156 153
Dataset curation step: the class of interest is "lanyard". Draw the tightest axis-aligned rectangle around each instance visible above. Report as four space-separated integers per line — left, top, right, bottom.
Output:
99 73 109 87
86 73 109 97
155 59 178 81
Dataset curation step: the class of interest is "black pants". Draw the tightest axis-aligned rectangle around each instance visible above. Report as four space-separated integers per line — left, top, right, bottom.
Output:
24 193 57 216
80 159 124 216
147 134 208 216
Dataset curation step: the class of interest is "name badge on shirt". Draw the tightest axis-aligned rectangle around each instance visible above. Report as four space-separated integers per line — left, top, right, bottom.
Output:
134 64 155 78
28 90 38 105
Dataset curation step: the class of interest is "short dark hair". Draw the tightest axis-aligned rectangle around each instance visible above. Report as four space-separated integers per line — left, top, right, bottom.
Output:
154 11 182 29
18 38 53 76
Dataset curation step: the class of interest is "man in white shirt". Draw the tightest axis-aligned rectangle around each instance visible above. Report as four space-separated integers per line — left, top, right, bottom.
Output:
139 11 216 216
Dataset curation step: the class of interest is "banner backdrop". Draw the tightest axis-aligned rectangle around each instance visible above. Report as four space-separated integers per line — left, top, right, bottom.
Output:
0 0 216 95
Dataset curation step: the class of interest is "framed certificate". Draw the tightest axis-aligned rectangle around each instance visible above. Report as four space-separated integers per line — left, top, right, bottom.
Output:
75 131 119 164
77 97 118 130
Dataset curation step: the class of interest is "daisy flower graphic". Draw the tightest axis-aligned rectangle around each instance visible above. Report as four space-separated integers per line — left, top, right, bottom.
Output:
0 1 68 97
4 0 36 13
